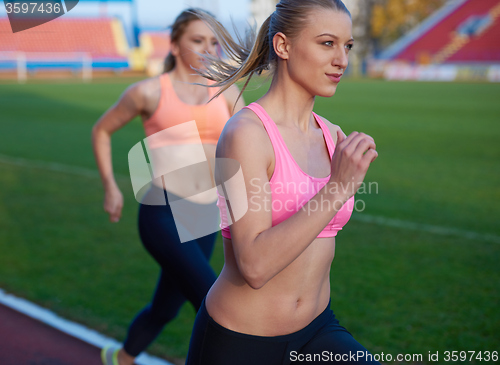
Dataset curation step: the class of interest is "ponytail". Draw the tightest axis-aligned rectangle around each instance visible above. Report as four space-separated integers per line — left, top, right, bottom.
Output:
194 11 275 101
164 52 175 73
194 1 351 100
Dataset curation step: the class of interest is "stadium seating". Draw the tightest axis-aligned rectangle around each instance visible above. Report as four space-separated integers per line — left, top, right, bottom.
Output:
379 0 500 64
448 3 500 62
140 32 170 60
139 31 171 76
0 17 129 70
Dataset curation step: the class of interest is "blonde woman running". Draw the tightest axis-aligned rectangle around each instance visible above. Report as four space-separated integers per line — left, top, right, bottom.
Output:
186 1 380 364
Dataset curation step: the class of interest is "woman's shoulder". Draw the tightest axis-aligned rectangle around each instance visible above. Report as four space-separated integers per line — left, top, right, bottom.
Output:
315 113 343 145
217 107 272 158
223 107 268 140
120 76 161 105
134 76 162 99
120 76 161 117
109 76 161 118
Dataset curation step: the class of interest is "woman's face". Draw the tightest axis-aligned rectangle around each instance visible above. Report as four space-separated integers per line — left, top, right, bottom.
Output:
284 9 353 97
172 19 219 71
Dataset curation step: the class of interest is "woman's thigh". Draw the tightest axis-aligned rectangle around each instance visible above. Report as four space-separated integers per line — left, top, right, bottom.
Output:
295 324 380 364
138 202 217 308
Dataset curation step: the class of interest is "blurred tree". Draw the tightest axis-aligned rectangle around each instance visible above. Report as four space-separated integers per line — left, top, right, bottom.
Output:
371 0 448 48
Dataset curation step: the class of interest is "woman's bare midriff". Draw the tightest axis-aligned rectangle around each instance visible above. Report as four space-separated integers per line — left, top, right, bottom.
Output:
206 236 335 336
151 144 217 204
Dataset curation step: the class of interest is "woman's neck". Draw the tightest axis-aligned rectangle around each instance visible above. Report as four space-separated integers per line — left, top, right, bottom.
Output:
258 67 316 132
168 64 211 105
169 64 208 85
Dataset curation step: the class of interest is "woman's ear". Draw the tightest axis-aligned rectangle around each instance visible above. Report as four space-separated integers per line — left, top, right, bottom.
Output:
273 32 290 60
170 42 180 57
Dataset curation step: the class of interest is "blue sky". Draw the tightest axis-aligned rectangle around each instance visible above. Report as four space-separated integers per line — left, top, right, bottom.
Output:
1 0 251 41
141 0 251 27
134 0 252 42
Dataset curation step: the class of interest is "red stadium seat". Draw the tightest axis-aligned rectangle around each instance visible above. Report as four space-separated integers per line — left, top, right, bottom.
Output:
392 0 500 64
0 17 129 68
448 16 500 62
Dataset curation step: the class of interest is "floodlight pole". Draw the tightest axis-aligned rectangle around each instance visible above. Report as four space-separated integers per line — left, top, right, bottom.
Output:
131 0 140 47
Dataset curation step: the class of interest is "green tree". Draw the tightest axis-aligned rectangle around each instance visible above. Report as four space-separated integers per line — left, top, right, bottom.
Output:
371 0 448 47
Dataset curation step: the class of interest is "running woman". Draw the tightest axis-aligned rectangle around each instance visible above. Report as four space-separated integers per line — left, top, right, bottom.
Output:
186 1 380 364
92 9 244 365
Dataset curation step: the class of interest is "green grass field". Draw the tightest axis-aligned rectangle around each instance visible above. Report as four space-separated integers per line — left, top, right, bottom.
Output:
0 77 499 364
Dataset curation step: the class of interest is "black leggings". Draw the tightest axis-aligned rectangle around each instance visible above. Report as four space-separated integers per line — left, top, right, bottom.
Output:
123 187 217 357
186 299 381 365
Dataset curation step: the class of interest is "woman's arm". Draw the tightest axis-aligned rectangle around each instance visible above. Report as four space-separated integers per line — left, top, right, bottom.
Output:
217 112 377 289
91 81 150 222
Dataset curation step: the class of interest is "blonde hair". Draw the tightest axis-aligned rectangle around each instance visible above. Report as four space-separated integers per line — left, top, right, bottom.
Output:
164 8 216 73
195 0 351 100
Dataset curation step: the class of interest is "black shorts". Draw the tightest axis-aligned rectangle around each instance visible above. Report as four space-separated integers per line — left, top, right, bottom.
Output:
186 298 381 365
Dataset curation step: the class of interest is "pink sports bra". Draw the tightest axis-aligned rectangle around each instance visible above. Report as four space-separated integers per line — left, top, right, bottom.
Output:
218 102 354 239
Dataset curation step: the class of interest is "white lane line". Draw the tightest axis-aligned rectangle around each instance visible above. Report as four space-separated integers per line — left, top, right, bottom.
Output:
0 288 174 365
0 153 127 180
352 214 500 244
1 153 499 244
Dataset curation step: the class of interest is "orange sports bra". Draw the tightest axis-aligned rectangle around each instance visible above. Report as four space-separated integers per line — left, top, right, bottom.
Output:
143 73 230 148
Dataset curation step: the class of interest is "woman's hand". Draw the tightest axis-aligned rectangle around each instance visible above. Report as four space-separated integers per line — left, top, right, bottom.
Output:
328 130 378 202
92 79 156 223
104 184 123 223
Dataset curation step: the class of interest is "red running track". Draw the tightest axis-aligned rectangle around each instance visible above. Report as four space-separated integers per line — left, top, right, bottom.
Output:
0 303 102 365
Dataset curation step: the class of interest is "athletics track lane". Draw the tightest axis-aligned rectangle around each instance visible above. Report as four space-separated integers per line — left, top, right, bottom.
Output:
0 303 102 364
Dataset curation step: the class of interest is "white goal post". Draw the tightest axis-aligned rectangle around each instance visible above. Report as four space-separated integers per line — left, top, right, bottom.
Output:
0 52 92 83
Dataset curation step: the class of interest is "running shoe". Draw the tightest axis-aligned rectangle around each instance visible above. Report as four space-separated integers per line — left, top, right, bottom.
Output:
101 345 120 365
